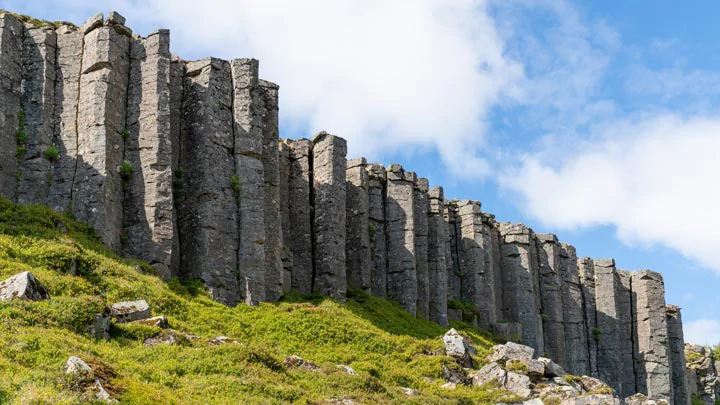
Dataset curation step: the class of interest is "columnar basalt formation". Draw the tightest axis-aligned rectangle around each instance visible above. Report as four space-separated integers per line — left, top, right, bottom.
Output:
0 11 692 403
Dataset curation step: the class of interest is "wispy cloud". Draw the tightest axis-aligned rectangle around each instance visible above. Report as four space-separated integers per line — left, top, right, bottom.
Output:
685 318 720 346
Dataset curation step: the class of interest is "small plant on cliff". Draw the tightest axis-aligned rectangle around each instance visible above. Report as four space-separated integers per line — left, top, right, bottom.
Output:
230 175 241 204
16 109 27 158
173 168 186 204
120 129 129 141
592 327 601 342
118 160 134 187
44 145 60 163
541 313 549 323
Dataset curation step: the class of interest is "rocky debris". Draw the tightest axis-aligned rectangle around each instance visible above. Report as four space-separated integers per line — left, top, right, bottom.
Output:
133 315 169 329
284 355 319 372
685 343 719 404
507 358 545 382
90 315 110 340
144 332 180 347
66 356 92 375
538 357 565 377
208 336 241 346
109 300 151 323
324 399 360 405
506 372 533 398
624 393 670 405
441 382 457 389
443 328 478 367
399 387 420 396
486 342 535 364
442 362 467 384
336 365 356 375
65 356 117 402
559 394 621 405
0 271 50 301
473 362 506 387
93 379 117 402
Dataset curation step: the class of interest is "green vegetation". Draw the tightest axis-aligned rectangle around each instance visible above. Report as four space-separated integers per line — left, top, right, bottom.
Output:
16 110 27 158
120 129 130 141
691 394 704 405
0 198 517 404
686 350 703 364
119 161 134 187
447 299 482 324
505 360 528 373
44 145 60 163
172 168 186 204
0 9 76 28
230 175 241 204
592 327 601 342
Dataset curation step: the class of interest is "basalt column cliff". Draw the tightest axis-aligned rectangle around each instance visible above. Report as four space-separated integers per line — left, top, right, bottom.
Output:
0 11 691 403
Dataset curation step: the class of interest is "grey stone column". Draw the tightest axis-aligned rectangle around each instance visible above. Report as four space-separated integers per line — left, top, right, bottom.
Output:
560 243 590 376
666 304 689 405
594 258 625 395
278 141 293 293
260 79 283 302
179 58 239 305
414 178 430 319
346 157 371 292
123 30 176 280
0 13 23 200
168 57 184 276
445 200 461 305
458 200 495 329
17 24 56 205
536 233 567 367
617 269 637 398
367 163 387 298
311 132 347 301
427 186 448 326
230 58 265 305
285 138 312 295
578 257 599 378
499 223 544 353
385 164 417 315
483 214 504 327
48 24 83 212
73 19 131 251
632 270 673 400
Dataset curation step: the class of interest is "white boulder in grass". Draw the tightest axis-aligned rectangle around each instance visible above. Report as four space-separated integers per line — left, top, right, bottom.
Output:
110 299 151 323
0 271 50 301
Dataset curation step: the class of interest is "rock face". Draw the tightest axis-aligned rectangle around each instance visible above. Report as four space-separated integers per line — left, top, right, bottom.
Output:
0 11 692 403
0 271 50 301
685 344 719 404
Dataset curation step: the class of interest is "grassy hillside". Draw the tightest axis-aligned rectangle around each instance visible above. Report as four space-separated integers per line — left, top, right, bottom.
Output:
0 198 514 404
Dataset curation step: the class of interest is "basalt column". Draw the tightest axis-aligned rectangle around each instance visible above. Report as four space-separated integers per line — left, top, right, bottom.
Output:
617 270 637 398
230 58 265 305
427 186 448 326
73 19 131 251
168 57 184 274
482 214 503 328
278 141 292 292
48 24 83 212
666 304 689 405
578 257 599 378
445 200 462 309
17 23 56 205
367 163 387 298
414 178 430 319
458 200 495 329
536 234 567 368
260 79 283 302
0 13 23 200
124 30 176 279
285 138 312 294
385 164 417 315
560 244 590 376
499 223 543 353
346 158 371 292
632 270 673 399
311 132 347 301
179 58 239 305
593 259 625 395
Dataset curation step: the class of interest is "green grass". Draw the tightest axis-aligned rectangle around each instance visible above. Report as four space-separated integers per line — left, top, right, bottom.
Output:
0 198 516 404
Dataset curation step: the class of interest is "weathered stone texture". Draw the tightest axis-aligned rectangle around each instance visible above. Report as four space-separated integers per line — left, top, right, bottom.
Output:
385 164 417 315
414 178 430 319
559 243 590 376
260 79 283 302
536 233 567 368
73 21 131 251
617 270 637 398
178 58 239 305
632 270 672 400
278 141 292 292
311 132 347 301
123 30 176 279
685 344 719 404
367 163 387 298
578 257 599 377
445 200 461 302
168 57 184 275
0 13 23 200
285 138 312 294
48 25 83 212
593 259 626 396
499 223 543 353
427 186 448 326
17 24 56 205
666 305 689 405
230 58 265 305
346 157 371 292
483 214 503 329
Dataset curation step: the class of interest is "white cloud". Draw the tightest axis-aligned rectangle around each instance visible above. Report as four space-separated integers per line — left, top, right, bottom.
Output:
684 318 720 346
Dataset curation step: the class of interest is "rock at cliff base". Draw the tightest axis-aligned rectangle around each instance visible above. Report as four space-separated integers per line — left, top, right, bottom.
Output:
93 379 117 402
66 356 92 375
486 342 535 364
399 387 420 396
473 362 507 387
538 357 566 377
109 300 151 323
336 365 356 375
505 371 532 399
443 328 477 367
442 362 467 384
133 315 168 329
559 394 621 405
506 358 545 382
208 336 241 346
0 271 50 301
284 355 320 371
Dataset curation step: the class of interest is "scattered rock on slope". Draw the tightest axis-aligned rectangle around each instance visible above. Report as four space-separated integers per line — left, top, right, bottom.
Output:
109 300 151 322
443 328 478 367
0 271 50 301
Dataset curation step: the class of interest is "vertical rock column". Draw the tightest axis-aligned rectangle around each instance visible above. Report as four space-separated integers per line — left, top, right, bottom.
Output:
346 158 371 292
385 164 417 315
666 304 689 405
536 234 567 367
17 24 56 205
593 259 625 395
168 57 184 275
632 270 673 399
285 138 312 295
445 200 462 308
458 200 495 329
367 163 387 298
578 257 599 378
311 132 347 301
617 270 637 398
123 30 176 279
259 79 283 301
0 13 23 200
48 24 83 212
560 244 590 376
178 58 239 305
499 223 544 353
73 18 131 251
229 58 265 305
278 141 293 293
414 178 430 319
483 214 504 328
427 186 448 326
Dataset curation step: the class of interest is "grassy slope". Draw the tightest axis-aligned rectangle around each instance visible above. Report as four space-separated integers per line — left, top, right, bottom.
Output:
0 199 515 404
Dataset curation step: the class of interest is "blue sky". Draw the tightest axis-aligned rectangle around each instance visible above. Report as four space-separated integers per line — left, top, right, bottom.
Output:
5 0 720 344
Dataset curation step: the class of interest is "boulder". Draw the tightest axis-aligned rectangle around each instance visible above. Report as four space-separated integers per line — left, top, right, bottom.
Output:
144 332 181 347
0 271 50 301
486 342 535 364
538 357 566 377
93 379 117 402
523 399 544 405
336 365 356 375
208 336 241 345
442 363 467 384
505 372 532 399
507 358 545 382
473 362 506 387
559 394 621 405
579 375 614 394
443 328 477 367
284 355 319 371
90 315 110 341
110 300 151 323
624 393 670 405
399 387 420 396
65 356 92 375
441 382 456 390
134 315 169 329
